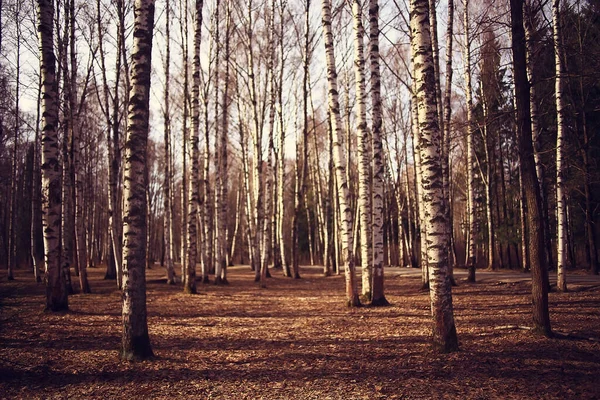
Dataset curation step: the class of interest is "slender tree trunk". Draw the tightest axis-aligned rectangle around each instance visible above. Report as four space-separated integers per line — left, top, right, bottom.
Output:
32 74 42 283
443 0 455 284
69 0 90 293
553 0 567 291
321 0 360 306
215 0 230 284
464 0 476 282
185 0 205 294
8 5 22 281
163 0 176 285
60 0 74 294
351 0 373 300
510 0 552 336
411 0 458 352
369 0 388 305
412 91 428 289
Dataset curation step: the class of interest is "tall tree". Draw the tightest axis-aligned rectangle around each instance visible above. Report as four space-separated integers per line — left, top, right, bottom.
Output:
163 0 176 285
553 0 567 291
351 0 372 300
185 0 205 294
321 0 360 306
120 0 156 360
410 0 459 352
38 0 68 311
463 0 476 282
215 0 230 284
368 0 388 306
510 0 551 336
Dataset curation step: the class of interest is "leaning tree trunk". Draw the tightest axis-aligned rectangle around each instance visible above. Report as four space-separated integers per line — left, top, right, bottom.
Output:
321 0 360 306
38 0 68 311
120 0 155 361
464 0 476 282
553 0 567 292
410 0 458 352
351 0 372 301
368 0 388 306
510 0 551 337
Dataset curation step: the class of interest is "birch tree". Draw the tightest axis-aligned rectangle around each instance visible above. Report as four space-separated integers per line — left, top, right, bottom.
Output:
463 0 476 282
120 0 155 360
185 0 205 294
215 0 230 284
38 0 68 311
163 0 176 285
321 0 360 307
553 0 567 292
351 0 372 300
368 0 388 306
411 0 459 352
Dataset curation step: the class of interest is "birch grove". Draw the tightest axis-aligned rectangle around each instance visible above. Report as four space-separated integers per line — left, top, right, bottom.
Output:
0 0 594 358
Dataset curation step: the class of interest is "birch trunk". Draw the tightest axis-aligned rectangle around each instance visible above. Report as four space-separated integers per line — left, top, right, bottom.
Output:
38 0 68 311
412 91 428 289
60 9 74 293
163 0 175 285
464 0 476 282
32 75 42 282
69 0 90 293
185 0 205 294
442 0 455 282
215 1 230 284
120 0 155 360
180 0 188 281
321 0 360 306
553 0 567 291
351 0 373 301
411 0 458 351
368 0 388 305
277 0 289 276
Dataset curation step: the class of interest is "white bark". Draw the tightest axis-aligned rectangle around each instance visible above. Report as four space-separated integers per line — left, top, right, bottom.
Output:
463 0 476 282
411 0 458 352
120 0 155 360
369 0 387 305
553 0 567 292
351 0 372 300
321 0 360 306
38 0 68 311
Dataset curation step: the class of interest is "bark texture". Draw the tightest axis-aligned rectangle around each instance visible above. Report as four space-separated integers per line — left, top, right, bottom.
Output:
410 0 459 352
369 0 388 306
120 0 155 360
510 0 552 337
553 0 567 292
38 0 68 312
320 0 360 306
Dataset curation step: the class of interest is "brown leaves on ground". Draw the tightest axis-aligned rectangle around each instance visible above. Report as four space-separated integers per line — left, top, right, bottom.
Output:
1 265 599 399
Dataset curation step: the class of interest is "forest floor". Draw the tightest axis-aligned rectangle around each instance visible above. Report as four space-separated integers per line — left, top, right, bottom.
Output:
1 264 600 399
